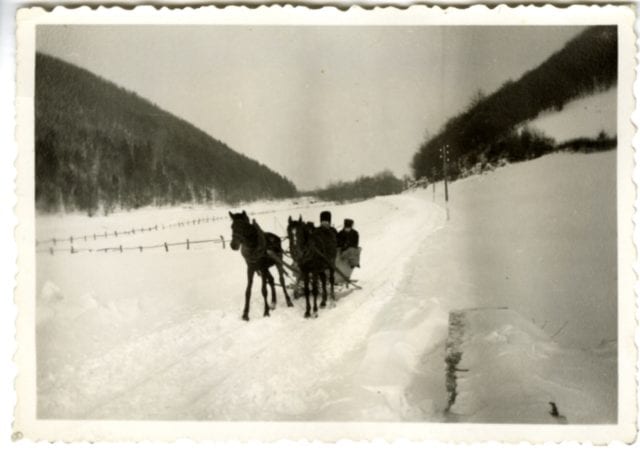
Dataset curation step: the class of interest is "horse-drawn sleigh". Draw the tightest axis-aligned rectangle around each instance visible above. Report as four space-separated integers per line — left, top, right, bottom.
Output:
228 210 361 321
282 215 362 301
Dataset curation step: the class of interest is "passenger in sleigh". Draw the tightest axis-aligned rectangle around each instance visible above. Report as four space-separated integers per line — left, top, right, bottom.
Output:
337 218 360 269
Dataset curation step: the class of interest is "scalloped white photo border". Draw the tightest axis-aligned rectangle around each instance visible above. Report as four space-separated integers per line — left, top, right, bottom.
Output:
13 4 638 443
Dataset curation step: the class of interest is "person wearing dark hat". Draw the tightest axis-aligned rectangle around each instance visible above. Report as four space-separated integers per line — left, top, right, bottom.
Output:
319 211 338 236
337 218 360 269
337 219 359 251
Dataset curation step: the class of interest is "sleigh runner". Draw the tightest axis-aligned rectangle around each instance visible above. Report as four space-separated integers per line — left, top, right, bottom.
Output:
268 247 362 298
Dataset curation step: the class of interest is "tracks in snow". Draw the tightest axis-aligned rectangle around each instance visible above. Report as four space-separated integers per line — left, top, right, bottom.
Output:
42 193 447 420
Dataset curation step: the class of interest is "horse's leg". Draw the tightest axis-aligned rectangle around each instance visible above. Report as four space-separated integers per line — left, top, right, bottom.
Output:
319 270 328 308
311 272 319 318
266 268 277 310
303 272 311 318
261 270 270 317
293 275 301 300
329 268 336 307
243 266 255 321
278 264 293 307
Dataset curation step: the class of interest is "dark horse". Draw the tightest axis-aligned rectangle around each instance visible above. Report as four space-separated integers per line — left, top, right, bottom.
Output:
229 211 292 321
287 216 337 318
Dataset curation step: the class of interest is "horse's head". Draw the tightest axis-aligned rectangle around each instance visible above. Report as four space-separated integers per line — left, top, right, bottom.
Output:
287 215 309 259
228 210 251 251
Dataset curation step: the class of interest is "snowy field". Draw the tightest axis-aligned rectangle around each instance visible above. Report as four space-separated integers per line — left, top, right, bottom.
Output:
35 150 617 422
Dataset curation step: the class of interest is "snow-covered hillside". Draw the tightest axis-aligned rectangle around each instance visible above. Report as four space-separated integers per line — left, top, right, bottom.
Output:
35 150 617 423
527 88 616 142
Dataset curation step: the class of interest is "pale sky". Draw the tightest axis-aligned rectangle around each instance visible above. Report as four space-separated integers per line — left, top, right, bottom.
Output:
37 26 595 190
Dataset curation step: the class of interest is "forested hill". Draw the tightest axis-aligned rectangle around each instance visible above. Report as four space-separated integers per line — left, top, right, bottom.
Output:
411 26 617 180
35 53 297 214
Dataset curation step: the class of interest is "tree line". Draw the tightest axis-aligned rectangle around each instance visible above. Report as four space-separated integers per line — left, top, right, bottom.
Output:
411 26 618 181
306 170 404 203
35 53 297 215
556 132 617 154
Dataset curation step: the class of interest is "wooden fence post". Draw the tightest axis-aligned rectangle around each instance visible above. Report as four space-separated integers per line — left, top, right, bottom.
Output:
164 242 169 252
186 239 190 250
220 236 225 249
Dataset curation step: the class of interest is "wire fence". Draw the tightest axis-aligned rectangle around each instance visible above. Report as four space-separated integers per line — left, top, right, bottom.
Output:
39 235 225 255
36 217 220 249
35 201 333 249
37 233 291 256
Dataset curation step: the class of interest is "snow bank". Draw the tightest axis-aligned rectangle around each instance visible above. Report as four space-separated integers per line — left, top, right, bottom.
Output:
446 308 616 424
441 151 617 349
426 150 618 423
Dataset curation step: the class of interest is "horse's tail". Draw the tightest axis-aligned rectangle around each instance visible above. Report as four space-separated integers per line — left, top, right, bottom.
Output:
264 238 289 277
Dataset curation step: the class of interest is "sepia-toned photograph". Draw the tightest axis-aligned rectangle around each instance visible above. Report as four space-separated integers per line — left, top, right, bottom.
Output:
13 4 637 443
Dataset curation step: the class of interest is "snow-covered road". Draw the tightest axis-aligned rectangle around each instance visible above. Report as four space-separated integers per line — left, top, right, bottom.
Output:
36 192 448 420
35 151 619 423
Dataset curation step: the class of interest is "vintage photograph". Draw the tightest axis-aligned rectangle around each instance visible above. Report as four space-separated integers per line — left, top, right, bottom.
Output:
14 5 637 443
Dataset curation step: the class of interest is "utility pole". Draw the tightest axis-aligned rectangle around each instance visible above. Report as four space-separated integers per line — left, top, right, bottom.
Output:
440 145 449 202
439 145 451 220
431 167 436 202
